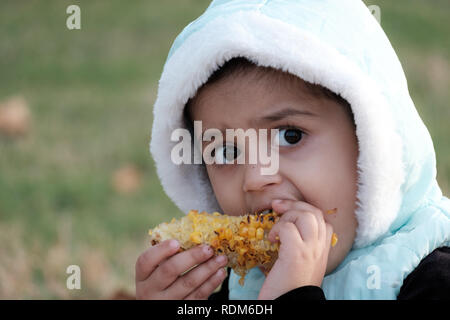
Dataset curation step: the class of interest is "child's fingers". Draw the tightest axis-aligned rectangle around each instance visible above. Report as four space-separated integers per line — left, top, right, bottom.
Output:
268 221 302 258
272 199 326 242
135 239 180 282
150 244 214 291
272 199 324 221
184 268 227 300
164 254 228 299
277 210 320 243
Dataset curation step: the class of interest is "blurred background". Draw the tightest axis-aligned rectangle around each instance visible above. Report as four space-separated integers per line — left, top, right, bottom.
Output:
0 0 449 299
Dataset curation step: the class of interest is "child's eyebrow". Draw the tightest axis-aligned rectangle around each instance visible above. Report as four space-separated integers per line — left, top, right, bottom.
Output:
255 107 318 124
198 107 318 140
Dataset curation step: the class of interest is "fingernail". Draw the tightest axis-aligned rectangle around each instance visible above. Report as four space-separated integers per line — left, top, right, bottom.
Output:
216 268 225 277
169 240 179 249
202 245 212 255
215 255 226 264
272 199 283 204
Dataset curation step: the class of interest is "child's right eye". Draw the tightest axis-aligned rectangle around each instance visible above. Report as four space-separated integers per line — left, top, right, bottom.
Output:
211 144 241 165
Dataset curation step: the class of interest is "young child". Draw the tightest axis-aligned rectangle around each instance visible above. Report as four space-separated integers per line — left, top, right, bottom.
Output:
137 0 450 299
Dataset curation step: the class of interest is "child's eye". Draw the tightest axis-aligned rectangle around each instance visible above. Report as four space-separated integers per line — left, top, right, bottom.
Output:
212 144 241 164
277 127 304 146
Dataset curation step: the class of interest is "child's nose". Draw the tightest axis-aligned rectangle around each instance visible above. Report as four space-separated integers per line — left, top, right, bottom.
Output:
242 163 282 192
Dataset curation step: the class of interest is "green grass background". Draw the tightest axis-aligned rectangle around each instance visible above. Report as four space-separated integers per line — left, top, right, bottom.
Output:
0 0 449 298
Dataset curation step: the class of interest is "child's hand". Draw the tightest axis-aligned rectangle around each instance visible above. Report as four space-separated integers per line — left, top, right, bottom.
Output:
135 240 228 299
258 199 333 300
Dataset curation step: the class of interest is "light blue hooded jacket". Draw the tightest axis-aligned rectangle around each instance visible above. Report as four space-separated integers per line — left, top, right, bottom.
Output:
150 0 450 299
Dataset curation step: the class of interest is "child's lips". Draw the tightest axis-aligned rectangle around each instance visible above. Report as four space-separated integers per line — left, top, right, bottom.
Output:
252 205 273 215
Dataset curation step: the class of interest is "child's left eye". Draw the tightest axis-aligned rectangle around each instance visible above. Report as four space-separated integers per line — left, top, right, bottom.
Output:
277 128 304 146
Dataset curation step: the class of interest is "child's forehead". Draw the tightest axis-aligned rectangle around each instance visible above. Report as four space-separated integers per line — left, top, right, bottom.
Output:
189 69 322 113
189 79 326 122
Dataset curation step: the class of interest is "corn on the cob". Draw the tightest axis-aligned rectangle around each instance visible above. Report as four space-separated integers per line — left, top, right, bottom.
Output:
148 210 280 285
149 209 339 285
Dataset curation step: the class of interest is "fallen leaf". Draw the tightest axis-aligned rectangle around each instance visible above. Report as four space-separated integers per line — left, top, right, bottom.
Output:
0 96 31 137
112 164 142 194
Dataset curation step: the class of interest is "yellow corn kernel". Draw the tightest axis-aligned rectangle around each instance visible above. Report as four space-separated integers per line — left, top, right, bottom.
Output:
225 228 232 240
238 247 248 255
215 228 225 240
256 227 264 240
210 238 220 248
248 227 256 239
239 226 248 237
245 260 256 269
187 210 197 217
190 231 202 244
263 215 276 228
331 233 338 247
250 219 260 229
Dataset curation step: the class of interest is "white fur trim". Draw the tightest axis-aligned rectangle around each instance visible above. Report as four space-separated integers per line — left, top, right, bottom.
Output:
150 11 404 248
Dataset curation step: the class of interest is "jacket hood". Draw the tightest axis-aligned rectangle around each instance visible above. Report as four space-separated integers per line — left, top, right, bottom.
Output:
150 0 446 249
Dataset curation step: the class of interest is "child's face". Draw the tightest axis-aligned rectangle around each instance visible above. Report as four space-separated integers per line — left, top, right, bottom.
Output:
188 70 359 273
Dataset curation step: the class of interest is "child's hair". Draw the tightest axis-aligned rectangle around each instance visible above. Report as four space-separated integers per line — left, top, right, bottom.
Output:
184 57 355 136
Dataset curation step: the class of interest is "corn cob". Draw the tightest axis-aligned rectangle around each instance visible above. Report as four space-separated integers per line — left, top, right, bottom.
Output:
148 210 280 285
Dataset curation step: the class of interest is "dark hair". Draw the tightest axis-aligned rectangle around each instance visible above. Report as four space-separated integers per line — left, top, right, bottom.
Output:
184 57 354 133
